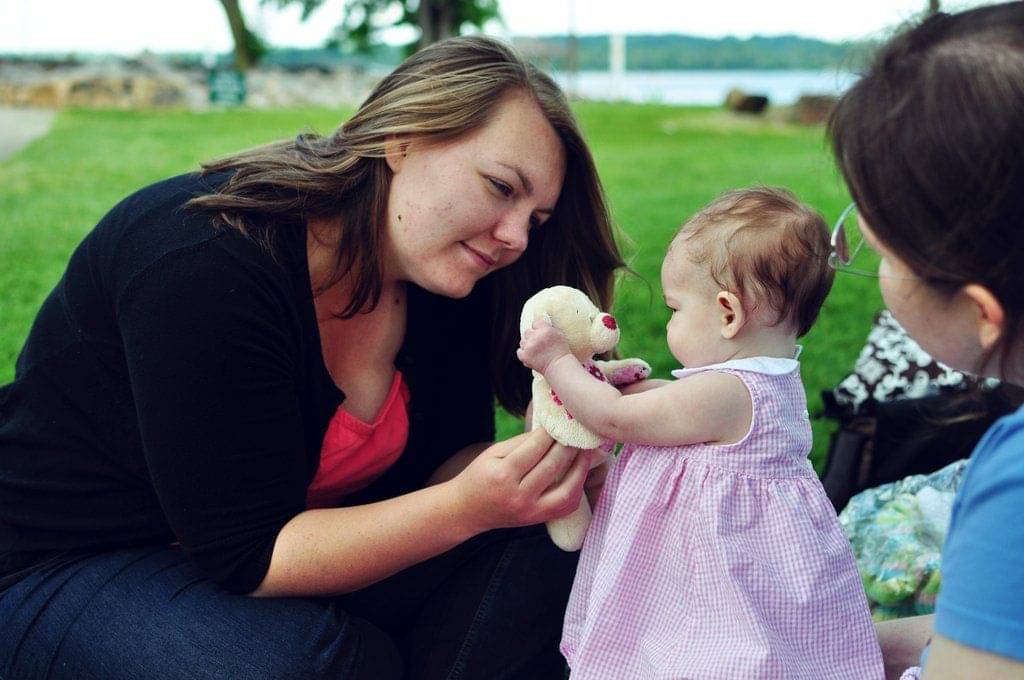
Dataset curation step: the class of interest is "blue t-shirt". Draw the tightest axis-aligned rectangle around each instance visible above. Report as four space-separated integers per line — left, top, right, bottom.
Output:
932 403 1024 662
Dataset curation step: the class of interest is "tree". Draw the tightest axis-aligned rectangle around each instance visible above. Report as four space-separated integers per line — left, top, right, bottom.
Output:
416 0 499 48
926 0 940 16
218 0 266 71
217 0 499 71
329 0 501 54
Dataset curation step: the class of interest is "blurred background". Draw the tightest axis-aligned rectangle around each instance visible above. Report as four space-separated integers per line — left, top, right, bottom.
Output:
0 0 980 109
0 0 1000 624
0 0 989 447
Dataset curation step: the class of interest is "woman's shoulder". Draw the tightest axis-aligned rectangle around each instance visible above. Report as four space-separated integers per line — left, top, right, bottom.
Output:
100 170 234 234
934 404 1024 662
956 405 1024 497
89 171 303 305
946 405 1024 534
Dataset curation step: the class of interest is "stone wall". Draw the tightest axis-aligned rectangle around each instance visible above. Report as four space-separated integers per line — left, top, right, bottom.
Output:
0 56 381 109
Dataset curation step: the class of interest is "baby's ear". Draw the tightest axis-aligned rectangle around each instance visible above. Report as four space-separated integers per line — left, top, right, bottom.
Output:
716 291 746 339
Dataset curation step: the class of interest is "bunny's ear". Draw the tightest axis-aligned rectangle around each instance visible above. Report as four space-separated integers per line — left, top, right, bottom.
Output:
520 295 540 336
590 313 620 354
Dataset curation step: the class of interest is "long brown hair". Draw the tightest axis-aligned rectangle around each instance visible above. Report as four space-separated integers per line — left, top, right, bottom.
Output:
829 2 1024 378
187 35 625 415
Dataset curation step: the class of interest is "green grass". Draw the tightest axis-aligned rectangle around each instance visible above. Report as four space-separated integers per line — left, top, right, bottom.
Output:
0 104 884 469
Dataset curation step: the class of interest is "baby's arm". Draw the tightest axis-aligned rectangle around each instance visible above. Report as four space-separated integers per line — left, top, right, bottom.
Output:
545 357 750 445
619 378 672 395
518 320 750 445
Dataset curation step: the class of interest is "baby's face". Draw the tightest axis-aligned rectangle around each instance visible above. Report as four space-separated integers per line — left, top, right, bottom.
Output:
660 238 727 368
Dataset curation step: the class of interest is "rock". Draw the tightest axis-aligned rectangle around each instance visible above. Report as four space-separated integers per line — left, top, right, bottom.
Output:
791 93 839 125
724 87 769 114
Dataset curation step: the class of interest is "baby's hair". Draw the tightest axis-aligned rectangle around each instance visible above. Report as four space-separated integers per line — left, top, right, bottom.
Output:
678 187 834 337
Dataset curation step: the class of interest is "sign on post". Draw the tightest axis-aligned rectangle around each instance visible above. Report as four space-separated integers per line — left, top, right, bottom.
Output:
208 69 246 106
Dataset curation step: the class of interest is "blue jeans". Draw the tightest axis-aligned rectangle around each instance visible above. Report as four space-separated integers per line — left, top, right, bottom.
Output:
0 526 578 679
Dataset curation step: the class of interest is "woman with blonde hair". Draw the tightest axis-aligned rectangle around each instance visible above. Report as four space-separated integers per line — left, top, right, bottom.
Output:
0 36 624 678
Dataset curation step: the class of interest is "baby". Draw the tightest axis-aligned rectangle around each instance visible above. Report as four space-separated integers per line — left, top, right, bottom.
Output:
519 188 884 679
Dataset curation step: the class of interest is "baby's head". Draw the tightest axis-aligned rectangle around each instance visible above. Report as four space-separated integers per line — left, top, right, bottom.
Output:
662 187 834 367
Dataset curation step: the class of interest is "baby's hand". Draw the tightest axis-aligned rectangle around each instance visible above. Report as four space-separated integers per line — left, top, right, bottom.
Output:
517 319 572 374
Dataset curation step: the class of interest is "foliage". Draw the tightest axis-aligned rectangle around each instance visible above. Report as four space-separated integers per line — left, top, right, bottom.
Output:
0 104 882 470
517 33 875 72
264 0 500 54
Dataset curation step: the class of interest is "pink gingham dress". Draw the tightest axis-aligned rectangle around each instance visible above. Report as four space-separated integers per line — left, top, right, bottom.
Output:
560 356 884 679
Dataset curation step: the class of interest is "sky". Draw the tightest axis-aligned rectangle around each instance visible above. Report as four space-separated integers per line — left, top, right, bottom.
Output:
0 0 991 55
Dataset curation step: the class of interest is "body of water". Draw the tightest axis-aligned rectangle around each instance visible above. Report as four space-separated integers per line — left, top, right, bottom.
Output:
550 69 858 106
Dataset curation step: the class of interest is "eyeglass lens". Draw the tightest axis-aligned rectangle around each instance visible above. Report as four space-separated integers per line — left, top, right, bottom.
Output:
836 206 863 267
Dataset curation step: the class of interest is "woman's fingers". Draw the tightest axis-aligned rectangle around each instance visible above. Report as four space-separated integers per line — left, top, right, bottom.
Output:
537 449 589 515
488 431 532 459
519 441 579 494
502 428 556 472
584 457 610 507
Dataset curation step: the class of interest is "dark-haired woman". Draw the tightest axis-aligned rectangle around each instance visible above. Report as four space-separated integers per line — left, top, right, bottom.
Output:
0 37 625 679
828 3 1024 677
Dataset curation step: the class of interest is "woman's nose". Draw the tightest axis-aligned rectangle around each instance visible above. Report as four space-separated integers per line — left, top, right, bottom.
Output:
492 210 531 253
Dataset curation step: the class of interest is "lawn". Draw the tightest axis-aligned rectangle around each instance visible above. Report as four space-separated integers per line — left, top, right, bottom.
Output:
0 103 884 468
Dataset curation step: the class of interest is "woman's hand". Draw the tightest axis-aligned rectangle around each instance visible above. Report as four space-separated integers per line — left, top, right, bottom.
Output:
584 456 611 508
517 319 572 374
448 428 591 535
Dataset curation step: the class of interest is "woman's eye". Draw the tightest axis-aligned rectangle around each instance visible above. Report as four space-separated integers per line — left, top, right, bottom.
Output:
488 178 513 197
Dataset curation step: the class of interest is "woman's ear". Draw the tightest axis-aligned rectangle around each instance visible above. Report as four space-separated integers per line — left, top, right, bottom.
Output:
384 136 409 173
717 291 746 340
963 283 1005 351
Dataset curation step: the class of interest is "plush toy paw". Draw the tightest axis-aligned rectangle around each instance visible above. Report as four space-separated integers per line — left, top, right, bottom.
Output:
594 358 652 387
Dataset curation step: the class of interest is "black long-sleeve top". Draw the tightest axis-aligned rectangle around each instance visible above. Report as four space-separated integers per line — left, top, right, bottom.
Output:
0 172 496 594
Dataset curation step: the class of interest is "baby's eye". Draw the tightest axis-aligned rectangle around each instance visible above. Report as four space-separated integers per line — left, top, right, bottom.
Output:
488 177 513 197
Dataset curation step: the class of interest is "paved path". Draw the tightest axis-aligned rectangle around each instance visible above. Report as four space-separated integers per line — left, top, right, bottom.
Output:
0 107 56 162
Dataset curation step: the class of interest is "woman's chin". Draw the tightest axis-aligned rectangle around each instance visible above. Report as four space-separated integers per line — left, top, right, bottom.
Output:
418 274 477 299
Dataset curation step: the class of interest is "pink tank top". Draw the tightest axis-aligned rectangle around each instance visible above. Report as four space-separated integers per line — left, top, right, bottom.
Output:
305 371 410 509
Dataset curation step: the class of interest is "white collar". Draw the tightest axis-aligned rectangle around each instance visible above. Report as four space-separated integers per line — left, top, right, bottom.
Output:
670 347 802 378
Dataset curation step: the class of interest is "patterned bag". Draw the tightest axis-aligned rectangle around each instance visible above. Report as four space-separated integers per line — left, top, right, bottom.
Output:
820 310 1019 512
830 310 993 414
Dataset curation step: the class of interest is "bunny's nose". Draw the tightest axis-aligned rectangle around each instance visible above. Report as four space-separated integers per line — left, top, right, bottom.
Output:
602 314 618 330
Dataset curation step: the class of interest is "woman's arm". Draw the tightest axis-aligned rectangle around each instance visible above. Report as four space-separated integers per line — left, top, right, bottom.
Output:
876 615 934 680
118 246 587 596
426 442 489 486
253 429 592 597
923 635 1024 679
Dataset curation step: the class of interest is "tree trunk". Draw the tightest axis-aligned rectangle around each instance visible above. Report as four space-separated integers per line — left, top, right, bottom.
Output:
417 0 457 50
927 0 940 15
218 0 254 71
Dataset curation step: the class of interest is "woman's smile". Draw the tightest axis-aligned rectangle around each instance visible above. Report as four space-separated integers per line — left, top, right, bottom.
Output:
460 241 498 270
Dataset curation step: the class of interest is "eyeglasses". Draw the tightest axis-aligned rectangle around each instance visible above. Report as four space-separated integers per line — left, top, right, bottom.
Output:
828 203 878 277
828 203 924 281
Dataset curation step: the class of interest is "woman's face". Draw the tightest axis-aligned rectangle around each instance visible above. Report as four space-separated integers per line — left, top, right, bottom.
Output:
859 215 991 376
384 91 566 298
